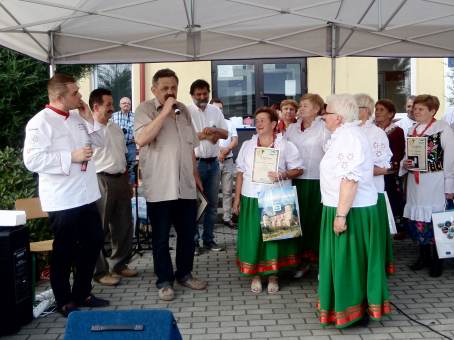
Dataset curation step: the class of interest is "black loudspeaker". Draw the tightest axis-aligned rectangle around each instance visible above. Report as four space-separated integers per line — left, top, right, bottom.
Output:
0 225 33 335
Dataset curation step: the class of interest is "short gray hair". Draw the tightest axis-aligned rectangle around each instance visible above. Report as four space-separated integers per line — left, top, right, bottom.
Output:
354 93 375 118
326 94 358 123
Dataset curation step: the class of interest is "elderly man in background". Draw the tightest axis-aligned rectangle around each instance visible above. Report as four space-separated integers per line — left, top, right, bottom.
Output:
90 88 138 287
111 96 136 184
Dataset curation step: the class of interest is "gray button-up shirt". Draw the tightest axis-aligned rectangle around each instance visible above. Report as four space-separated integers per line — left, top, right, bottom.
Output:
134 98 199 202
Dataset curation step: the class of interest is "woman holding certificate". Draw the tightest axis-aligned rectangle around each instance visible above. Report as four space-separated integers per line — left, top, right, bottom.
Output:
355 93 395 274
318 94 390 328
285 93 328 267
403 94 454 277
233 107 304 294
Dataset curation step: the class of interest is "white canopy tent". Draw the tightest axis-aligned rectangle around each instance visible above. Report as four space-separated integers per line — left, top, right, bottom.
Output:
1 0 454 91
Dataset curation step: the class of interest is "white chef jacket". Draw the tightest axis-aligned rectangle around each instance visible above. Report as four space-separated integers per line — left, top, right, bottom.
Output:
23 107 105 212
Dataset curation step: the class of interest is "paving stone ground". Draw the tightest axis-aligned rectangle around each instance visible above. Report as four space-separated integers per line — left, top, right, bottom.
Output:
5 225 454 340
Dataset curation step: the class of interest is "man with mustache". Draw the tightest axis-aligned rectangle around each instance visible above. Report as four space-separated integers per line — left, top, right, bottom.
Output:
188 79 228 255
135 69 207 301
90 88 138 286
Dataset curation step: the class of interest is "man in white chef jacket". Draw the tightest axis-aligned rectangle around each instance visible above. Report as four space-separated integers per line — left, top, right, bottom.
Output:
23 73 109 317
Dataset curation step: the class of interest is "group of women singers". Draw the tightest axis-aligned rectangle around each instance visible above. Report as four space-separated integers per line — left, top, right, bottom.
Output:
233 93 454 328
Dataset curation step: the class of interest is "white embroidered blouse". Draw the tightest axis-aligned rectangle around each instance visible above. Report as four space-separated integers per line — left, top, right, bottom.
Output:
236 134 304 198
285 117 330 180
360 119 392 193
320 122 377 207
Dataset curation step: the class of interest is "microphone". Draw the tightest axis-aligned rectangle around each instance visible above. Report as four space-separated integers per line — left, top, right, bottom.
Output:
173 104 180 115
81 142 91 172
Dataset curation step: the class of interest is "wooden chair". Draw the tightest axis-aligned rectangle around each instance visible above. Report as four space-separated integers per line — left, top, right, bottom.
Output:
15 198 53 298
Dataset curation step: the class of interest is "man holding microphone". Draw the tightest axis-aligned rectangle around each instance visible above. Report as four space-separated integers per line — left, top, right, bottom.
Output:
23 73 109 317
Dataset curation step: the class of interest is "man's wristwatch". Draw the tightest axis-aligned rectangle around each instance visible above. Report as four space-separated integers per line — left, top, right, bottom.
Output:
335 215 346 219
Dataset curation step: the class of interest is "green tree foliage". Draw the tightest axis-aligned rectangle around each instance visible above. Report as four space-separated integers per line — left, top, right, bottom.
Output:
95 64 132 111
0 48 92 241
0 146 51 241
0 48 92 148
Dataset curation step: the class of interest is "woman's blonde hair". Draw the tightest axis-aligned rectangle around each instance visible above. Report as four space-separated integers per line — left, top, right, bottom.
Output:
300 93 325 115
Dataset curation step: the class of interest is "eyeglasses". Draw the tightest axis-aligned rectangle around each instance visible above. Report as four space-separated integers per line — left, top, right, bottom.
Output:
322 111 336 116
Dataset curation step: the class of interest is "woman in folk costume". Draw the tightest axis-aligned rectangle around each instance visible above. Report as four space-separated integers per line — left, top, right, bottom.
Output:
403 94 454 277
285 93 329 269
355 93 395 275
318 94 390 328
233 107 304 294
375 100 406 237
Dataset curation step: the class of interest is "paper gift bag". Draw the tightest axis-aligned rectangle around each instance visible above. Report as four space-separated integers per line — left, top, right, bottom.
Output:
258 185 302 242
433 210 454 259
384 192 397 235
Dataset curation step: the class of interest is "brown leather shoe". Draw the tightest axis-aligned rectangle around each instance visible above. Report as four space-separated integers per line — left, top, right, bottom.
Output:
158 287 175 301
95 274 120 286
178 277 207 290
113 266 138 278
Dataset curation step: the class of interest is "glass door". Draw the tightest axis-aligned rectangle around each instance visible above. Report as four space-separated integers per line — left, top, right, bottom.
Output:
213 58 306 119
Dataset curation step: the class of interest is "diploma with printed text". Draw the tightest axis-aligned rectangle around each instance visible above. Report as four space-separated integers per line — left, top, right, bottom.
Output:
252 147 280 184
407 137 428 172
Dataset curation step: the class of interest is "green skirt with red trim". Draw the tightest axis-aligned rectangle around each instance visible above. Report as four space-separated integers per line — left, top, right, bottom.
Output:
293 178 323 263
377 193 395 275
236 195 302 276
318 205 391 328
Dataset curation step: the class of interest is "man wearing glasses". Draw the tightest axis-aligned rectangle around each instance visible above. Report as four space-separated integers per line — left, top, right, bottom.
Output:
111 97 136 184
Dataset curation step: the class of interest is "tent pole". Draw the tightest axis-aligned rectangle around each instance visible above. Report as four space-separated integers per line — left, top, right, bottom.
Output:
48 31 55 77
331 23 336 94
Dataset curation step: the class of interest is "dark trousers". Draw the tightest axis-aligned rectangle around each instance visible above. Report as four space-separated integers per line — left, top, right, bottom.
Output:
48 202 104 308
147 199 197 289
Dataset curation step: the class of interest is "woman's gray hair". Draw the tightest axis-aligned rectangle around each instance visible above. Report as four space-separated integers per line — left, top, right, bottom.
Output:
325 94 359 123
354 93 375 118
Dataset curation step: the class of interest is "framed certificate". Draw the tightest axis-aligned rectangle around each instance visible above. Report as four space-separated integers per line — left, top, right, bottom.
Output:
252 147 279 184
406 137 428 172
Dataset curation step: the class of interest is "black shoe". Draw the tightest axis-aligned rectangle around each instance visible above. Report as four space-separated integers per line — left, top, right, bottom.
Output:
57 303 79 317
409 245 430 271
223 220 237 229
204 241 224 252
355 314 370 327
81 294 109 308
194 242 201 256
429 245 443 277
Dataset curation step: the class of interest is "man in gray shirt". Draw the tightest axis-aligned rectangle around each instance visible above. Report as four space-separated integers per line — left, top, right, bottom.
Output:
134 68 207 301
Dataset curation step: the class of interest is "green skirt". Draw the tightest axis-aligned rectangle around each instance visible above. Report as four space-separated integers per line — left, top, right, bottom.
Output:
377 193 395 274
293 178 323 263
236 195 302 276
318 205 391 328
